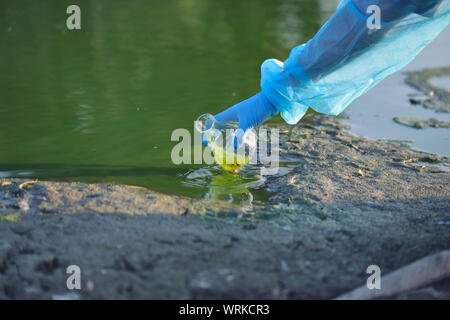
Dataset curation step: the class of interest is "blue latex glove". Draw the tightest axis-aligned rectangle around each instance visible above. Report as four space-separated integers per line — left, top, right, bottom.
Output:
261 0 449 124
203 91 278 147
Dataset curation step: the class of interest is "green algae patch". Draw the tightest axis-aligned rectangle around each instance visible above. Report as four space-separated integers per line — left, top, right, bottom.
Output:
1 212 21 223
1 180 12 187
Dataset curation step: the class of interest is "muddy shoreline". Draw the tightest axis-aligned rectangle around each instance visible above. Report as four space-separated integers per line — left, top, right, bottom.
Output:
1 115 449 299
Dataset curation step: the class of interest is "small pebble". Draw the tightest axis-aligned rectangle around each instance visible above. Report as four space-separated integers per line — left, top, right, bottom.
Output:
85 280 94 292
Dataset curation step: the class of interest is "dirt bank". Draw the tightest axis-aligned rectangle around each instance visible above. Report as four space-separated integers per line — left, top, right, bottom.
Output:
1 115 449 299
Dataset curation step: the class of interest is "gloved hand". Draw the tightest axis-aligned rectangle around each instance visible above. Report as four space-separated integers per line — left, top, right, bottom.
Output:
260 0 448 125
202 91 278 147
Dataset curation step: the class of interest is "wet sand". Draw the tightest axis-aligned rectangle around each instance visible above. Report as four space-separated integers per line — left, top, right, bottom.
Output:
1 114 449 299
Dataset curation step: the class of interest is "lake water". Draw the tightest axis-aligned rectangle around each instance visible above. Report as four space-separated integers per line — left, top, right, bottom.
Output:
1 0 449 201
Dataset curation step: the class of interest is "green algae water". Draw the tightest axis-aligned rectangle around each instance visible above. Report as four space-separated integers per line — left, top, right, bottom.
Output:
1 0 449 200
0 0 326 199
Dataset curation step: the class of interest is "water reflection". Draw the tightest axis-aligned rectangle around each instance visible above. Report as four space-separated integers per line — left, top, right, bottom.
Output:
74 104 95 134
201 172 254 211
183 165 265 210
317 0 340 23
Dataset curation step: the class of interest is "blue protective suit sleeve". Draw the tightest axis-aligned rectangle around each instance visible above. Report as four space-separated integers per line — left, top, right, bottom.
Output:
261 0 450 124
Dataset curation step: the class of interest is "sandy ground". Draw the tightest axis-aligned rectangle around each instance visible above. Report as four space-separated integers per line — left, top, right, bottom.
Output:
1 110 449 299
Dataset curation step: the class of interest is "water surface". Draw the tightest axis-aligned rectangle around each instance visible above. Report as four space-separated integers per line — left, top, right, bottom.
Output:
1 0 448 202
